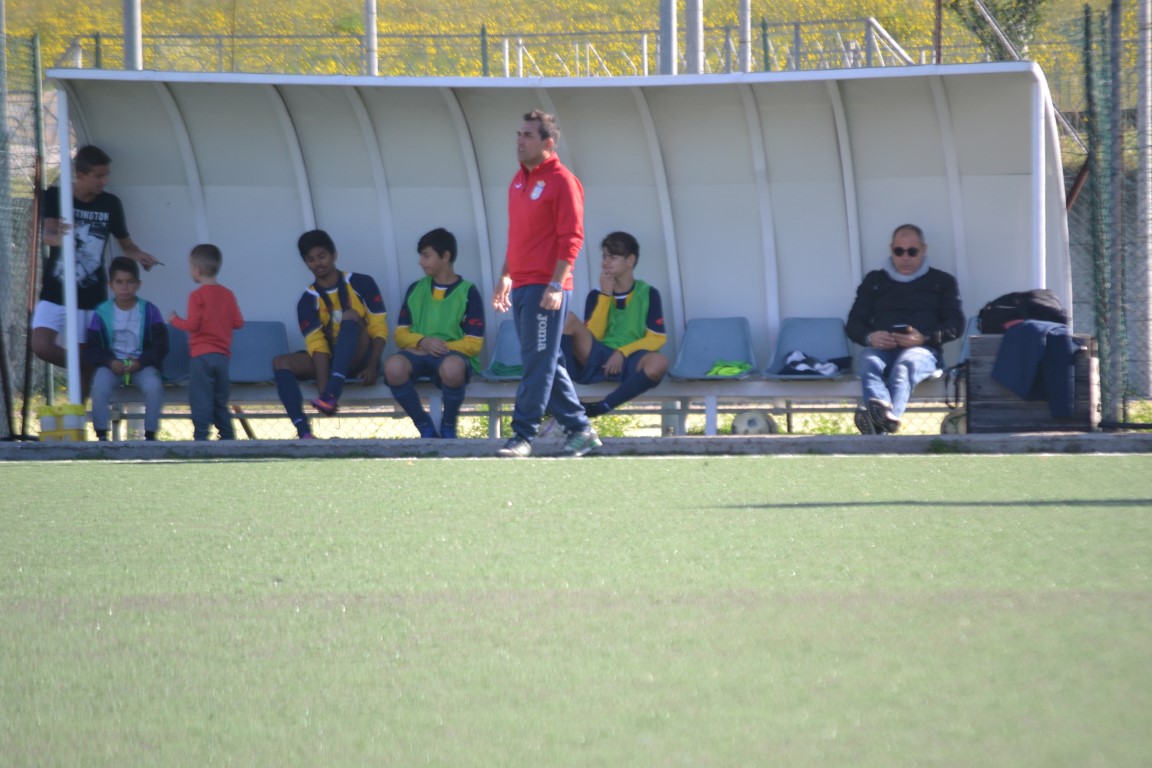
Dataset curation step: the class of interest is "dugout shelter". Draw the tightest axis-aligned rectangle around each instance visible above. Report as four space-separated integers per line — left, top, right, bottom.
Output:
46 63 1071 403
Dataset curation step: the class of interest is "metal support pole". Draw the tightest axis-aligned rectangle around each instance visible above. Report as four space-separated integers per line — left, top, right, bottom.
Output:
1137 0 1152 394
685 0 703 74
1107 0 1125 413
123 0 142 70
761 18 770 72
364 0 377 76
659 0 677 75
738 0 751 72
481 24 489 77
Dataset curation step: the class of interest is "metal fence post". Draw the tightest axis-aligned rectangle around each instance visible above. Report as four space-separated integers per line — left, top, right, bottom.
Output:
481 24 488 77
792 22 802 70
761 18 770 72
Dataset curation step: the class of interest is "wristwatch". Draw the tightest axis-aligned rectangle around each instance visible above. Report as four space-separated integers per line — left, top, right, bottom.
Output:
547 281 564 292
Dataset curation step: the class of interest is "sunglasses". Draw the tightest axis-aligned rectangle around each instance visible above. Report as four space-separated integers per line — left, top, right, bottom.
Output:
892 247 920 257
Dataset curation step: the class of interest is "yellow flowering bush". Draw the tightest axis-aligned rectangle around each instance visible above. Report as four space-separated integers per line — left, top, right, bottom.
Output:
4 0 1127 79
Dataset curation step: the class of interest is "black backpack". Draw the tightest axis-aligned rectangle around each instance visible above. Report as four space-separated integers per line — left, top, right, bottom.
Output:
977 289 1068 333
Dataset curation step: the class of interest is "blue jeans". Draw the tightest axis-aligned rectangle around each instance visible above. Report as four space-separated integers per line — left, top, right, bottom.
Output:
509 284 589 441
90 365 164 432
189 353 234 440
858 346 940 418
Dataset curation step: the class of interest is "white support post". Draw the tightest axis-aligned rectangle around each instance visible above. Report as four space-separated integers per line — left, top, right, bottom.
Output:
57 94 82 406
1031 79 1046 289
364 0 378 76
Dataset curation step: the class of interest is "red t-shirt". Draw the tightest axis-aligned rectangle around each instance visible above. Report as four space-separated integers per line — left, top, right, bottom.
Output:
170 284 245 357
506 154 584 288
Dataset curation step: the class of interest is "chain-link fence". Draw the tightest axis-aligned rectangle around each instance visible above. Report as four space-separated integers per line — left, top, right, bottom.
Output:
1 35 43 440
1067 7 1151 430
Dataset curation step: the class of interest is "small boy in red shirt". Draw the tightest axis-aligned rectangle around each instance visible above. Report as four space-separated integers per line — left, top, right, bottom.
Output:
169 244 245 440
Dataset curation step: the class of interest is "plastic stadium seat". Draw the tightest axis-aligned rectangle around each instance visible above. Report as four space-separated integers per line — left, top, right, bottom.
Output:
229 321 290 383
481 320 524 380
762 317 853 380
668 317 757 380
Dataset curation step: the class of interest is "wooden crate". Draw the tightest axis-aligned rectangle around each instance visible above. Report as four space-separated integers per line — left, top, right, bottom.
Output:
967 334 1098 433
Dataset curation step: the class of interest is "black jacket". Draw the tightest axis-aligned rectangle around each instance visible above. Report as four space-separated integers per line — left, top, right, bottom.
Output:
846 268 966 355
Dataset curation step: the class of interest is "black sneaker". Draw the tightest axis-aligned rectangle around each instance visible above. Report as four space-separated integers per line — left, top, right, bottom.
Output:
496 436 532 458
854 407 878 435
866 398 901 434
583 400 611 418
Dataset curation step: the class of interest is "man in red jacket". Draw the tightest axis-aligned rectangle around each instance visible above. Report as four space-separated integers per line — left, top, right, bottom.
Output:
491 110 600 458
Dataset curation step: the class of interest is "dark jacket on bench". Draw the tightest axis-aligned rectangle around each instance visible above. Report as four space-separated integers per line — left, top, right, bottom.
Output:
991 320 1079 417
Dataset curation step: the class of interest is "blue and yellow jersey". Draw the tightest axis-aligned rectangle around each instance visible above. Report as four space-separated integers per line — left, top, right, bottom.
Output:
297 271 388 357
394 276 485 369
583 279 666 357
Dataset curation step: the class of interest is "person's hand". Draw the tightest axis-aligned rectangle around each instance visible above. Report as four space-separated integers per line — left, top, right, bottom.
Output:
418 336 449 357
168 311 180 323
134 251 160 271
360 365 379 386
599 270 616 296
894 326 926 347
539 286 562 311
43 220 69 247
602 349 624 376
492 276 512 312
109 359 125 375
867 330 897 349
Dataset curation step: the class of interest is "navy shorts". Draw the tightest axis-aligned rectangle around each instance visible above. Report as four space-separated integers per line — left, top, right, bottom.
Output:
397 350 473 386
561 336 647 384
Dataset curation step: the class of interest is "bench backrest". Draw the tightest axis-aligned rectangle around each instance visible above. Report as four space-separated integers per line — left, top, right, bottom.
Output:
230 321 290 383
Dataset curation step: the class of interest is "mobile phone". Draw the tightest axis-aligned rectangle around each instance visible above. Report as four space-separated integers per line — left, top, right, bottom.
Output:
891 324 910 334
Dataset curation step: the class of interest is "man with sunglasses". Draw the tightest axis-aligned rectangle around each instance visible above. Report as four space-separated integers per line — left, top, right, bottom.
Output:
846 224 965 434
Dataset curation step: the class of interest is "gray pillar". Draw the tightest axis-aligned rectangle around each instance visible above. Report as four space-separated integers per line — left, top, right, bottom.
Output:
658 0 677 75
123 0 142 70
685 0 703 74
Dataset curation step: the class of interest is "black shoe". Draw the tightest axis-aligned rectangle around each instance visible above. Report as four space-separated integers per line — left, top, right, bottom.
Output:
583 400 611 418
866 399 901 434
854 407 878 435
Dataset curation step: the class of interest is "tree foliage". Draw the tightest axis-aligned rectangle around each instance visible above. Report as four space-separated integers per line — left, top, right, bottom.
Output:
944 0 1052 60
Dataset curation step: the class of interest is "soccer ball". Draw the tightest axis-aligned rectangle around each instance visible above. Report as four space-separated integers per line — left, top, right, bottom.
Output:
731 410 778 435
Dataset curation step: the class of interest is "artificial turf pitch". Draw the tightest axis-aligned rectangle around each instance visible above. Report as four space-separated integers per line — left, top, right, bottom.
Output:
2 455 1150 766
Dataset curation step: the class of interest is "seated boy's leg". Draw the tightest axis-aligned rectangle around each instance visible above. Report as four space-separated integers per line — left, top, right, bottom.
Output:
563 312 596 365
324 313 366 401
188 356 212 441
386 352 438 438
89 367 118 438
135 366 164 438
31 304 96 400
436 353 471 440
586 350 667 417
274 351 315 438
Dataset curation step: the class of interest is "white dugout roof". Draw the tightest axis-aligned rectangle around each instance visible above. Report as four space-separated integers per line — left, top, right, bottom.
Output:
49 63 1070 364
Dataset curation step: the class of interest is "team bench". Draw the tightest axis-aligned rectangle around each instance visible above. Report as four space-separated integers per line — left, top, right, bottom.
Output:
104 317 972 439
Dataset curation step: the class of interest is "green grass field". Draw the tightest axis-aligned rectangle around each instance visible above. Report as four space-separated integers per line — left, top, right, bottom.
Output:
2 455 1151 766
